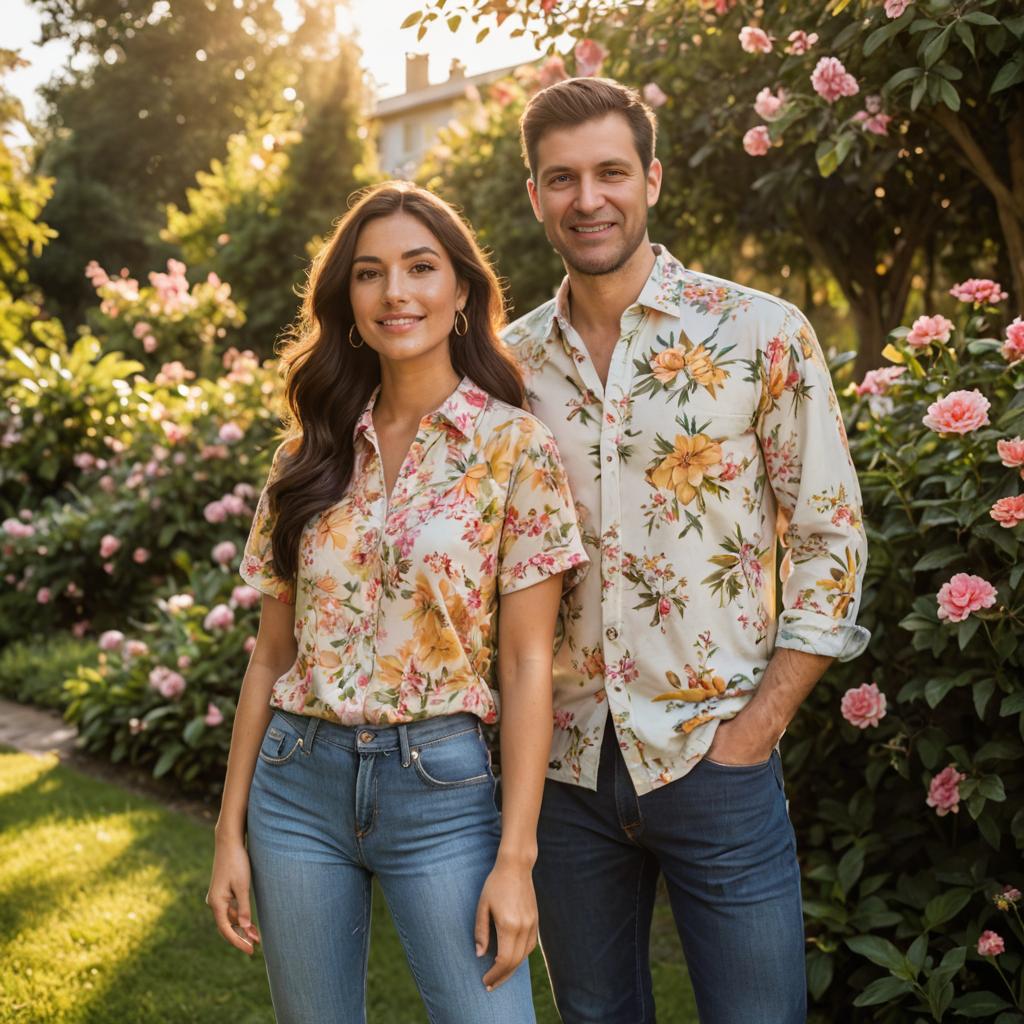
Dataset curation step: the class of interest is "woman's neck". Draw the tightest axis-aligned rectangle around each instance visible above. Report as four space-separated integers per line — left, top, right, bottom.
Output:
374 359 461 430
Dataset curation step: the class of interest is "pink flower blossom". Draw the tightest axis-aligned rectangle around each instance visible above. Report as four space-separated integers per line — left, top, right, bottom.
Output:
949 278 1008 305
161 421 188 444
243 635 258 654
154 361 195 387
785 30 818 55
936 573 998 623
220 494 246 516
212 540 237 565
1003 317 1024 364
754 86 787 121
840 682 887 728
927 764 966 816
167 593 194 613
906 314 954 348
538 55 568 89
994 886 1021 911
149 665 186 699
71 620 90 638
218 422 244 444
200 444 229 461
574 39 607 77
739 26 773 53
811 57 860 103
143 335 158 353
177 655 191 669
36 587 52 604
2 518 34 539
99 534 121 559
743 125 772 156
203 500 227 524
997 437 1024 470
853 109 893 135
642 82 668 108
205 703 224 727
204 603 235 631
922 389 991 434
990 495 1024 528
123 639 149 657
231 584 261 609
884 0 912 17
84 260 110 288
129 717 145 735
133 547 150 563
99 630 125 651
855 366 906 396
73 452 97 471
977 930 1005 957
132 322 151 339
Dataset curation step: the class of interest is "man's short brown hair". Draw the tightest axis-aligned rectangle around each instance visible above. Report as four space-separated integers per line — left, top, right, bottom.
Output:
520 77 658 179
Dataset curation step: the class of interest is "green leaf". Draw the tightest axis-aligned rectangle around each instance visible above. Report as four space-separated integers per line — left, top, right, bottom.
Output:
885 67 926 94
991 54 1024 94
975 739 1023 763
957 616 980 651
846 935 906 972
923 25 953 68
912 545 963 571
978 812 1002 850
961 11 1002 25
911 74 929 110
939 78 961 111
923 888 971 929
853 975 914 1006
974 679 995 719
838 845 866 895
153 743 183 779
806 950 834 1001
954 21 975 57
952 991 1012 1016
399 10 422 28
925 675 958 708
976 775 1006 801
1000 692 1024 717
864 8 915 55
907 933 929 974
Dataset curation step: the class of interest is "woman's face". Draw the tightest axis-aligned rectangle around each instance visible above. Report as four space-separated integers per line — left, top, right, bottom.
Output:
349 211 468 368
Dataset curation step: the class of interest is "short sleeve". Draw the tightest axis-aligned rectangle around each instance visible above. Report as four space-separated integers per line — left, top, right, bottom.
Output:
239 442 297 605
497 421 589 596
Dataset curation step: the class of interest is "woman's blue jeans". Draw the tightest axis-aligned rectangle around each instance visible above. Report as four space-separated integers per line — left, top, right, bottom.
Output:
246 709 536 1024
532 721 807 1024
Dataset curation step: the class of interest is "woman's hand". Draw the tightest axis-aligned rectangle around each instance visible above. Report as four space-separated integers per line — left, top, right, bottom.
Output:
474 857 539 990
206 835 261 955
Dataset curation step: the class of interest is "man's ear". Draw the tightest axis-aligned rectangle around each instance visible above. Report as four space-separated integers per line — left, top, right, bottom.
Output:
526 177 544 223
646 158 663 209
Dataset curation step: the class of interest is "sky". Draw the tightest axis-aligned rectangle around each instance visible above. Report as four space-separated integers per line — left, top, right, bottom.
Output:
5 0 545 127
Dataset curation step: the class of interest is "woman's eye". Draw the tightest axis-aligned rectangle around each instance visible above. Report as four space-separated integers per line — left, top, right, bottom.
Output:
355 269 379 281
411 262 436 273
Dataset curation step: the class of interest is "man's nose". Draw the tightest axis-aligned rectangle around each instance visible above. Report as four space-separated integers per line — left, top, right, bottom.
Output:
573 178 603 215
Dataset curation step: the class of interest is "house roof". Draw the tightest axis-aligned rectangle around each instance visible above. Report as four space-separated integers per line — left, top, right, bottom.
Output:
372 63 521 120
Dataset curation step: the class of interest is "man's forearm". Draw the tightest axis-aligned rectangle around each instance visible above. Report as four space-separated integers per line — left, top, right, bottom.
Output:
741 647 834 745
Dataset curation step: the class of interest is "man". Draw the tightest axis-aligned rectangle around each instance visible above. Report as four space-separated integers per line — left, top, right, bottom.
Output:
502 77 869 1024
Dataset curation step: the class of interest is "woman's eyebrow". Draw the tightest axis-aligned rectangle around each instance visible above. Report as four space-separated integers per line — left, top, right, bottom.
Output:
352 246 440 264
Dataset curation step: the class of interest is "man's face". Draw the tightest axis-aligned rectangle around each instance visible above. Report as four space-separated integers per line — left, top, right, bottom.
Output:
527 112 662 277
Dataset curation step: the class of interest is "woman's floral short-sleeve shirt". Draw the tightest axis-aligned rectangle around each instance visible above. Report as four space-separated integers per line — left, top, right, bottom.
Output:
240 376 588 726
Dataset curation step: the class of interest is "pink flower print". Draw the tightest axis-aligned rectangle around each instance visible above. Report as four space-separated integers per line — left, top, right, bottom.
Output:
739 26 773 53
926 764 966 816
574 38 607 76
884 0 912 17
936 573 997 623
840 682 887 728
754 86 787 121
990 495 1024 528
949 278 1008 305
785 30 818 55
204 703 224 727
1003 317 1024 364
906 314 954 349
811 57 860 103
554 708 575 730
977 931 1005 957
922 389 990 434
642 82 668 108
743 126 771 156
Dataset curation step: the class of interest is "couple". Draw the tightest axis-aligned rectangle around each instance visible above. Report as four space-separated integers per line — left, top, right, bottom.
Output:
206 76 869 1024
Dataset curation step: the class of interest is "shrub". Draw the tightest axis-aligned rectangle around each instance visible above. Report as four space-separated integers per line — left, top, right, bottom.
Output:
0 635 99 710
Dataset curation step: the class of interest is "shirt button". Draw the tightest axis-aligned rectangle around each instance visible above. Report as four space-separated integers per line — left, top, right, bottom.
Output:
605 455 613 463
605 627 618 641
359 731 374 743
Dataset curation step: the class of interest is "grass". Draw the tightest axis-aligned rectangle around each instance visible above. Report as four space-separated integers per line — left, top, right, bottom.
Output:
0 749 698 1023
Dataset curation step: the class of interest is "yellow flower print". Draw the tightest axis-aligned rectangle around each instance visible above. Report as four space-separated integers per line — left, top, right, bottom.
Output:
650 347 688 384
647 434 723 505
483 424 523 485
652 667 727 704
315 505 354 553
683 344 729 397
453 462 488 501
817 546 858 619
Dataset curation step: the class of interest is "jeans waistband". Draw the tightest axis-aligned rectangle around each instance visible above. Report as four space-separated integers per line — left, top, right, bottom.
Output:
271 708 482 763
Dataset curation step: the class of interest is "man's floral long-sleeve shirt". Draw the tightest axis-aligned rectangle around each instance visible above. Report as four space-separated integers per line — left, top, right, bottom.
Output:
503 245 869 795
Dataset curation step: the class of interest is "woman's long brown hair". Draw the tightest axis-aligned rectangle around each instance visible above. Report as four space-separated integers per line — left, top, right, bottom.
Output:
267 181 525 582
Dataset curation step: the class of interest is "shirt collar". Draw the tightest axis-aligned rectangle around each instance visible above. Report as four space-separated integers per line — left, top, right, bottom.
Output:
540 244 686 341
353 375 489 445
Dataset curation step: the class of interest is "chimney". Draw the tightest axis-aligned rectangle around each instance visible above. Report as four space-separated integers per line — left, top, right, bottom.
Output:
448 59 466 81
405 53 429 93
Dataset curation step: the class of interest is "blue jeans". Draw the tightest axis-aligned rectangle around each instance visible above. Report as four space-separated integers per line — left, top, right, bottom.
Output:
246 709 536 1024
533 722 806 1024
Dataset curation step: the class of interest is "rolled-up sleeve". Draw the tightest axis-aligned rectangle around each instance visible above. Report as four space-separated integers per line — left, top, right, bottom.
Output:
757 309 870 661
239 442 297 605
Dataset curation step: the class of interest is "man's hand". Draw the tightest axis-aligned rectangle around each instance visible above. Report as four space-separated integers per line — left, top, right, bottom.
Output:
705 711 777 766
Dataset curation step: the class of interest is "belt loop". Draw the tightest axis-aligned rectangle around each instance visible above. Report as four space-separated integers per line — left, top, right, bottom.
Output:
303 714 319 755
398 724 411 768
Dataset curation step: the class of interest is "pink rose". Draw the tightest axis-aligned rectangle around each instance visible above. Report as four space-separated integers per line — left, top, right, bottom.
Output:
936 573 997 623
754 86 787 121
538 55 568 89
99 534 121 559
167 593 194 613
148 665 186 699
133 547 150 564
743 125 772 156
856 366 906 396
73 452 97 470
243 635 258 654
997 437 1024 470
204 603 235 631
926 764 966 816
785 30 818 55
884 0 911 17
231 584 262 609
857 112 892 136
574 39 607 77
124 639 149 657
143 335 158 353
212 540 237 565
218 422 244 444
840 682 887 728
36 587 52 605
739 26 773 53
2 518 34 539
990 495 1024 528
811 57 859 104
642 83 668 108
949 278 1008 305
203 500 227 524
177 654 191 669
906 314 954 348
71 619 90 638
204 703 224 727
99 630 125 652
219 494 246 516
922 389 991 435
132 321 151 339
977 930 1005 957
1003 317 1024 364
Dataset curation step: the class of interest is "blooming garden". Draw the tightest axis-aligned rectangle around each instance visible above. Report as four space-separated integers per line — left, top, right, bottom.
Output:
3 0 1024 1020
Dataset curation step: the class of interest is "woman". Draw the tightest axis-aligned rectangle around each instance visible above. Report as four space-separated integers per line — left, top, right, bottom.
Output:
205 181 588 1024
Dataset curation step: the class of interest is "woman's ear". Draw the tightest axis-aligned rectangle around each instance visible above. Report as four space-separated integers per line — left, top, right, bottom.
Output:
456 278 470 312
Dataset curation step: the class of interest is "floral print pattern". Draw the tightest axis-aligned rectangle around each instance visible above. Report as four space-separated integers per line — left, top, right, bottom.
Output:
504 245 869 795
240 377 588 725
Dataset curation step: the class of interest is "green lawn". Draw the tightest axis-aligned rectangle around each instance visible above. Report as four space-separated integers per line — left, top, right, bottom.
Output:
0 749 698 1023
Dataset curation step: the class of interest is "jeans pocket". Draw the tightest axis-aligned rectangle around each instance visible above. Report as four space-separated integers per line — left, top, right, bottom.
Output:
412 727 492 789
701 754 773 771
257 714 304 766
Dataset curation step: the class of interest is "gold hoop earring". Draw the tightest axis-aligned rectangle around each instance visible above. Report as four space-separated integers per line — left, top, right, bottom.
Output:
454 309 469 337
348 324 364 349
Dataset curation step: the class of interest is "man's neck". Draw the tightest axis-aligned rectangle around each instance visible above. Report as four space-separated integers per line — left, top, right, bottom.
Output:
564 239 657 340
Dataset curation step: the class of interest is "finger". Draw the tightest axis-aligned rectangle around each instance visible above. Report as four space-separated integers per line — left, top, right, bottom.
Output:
210 891 256 955
483 923 519 989
473 896 490 959
235 884 261 944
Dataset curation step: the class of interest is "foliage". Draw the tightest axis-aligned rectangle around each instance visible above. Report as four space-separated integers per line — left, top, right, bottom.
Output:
0 634 98 709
